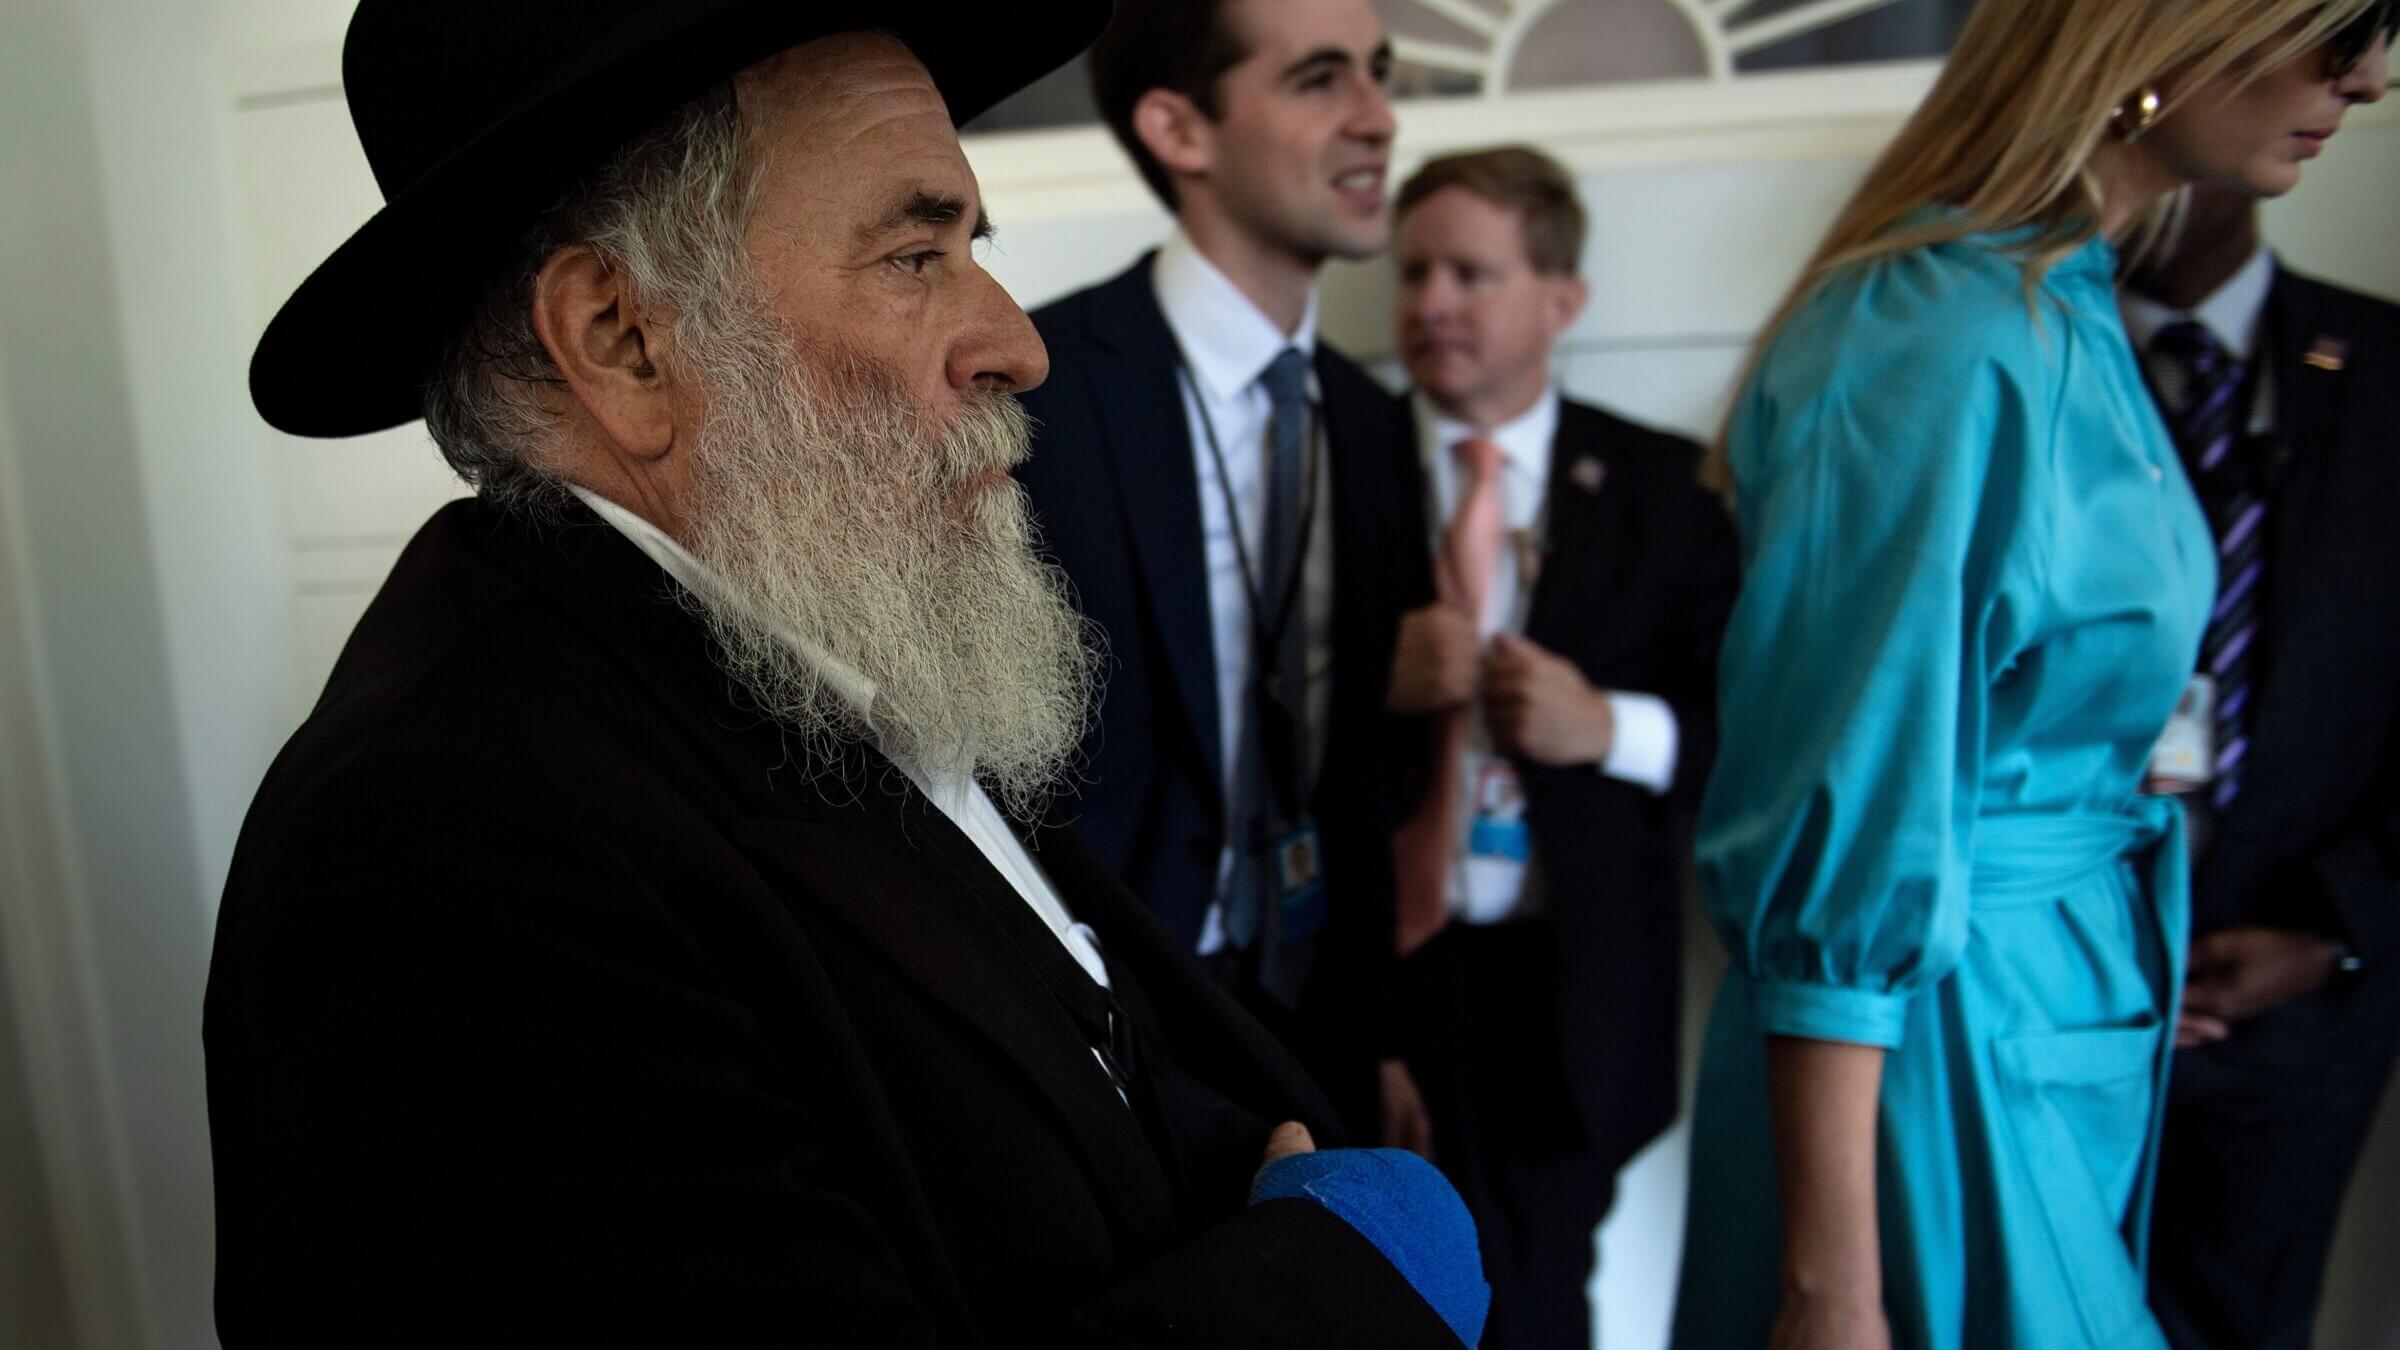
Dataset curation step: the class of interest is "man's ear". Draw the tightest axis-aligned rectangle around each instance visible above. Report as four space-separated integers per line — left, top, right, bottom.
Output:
528 244 677 462
1131 87 1215 187
1542 274 1590 344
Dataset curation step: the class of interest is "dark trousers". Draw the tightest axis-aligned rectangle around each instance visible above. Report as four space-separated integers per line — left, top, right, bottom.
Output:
1407 921 1617 1350
2148 992 2398 1350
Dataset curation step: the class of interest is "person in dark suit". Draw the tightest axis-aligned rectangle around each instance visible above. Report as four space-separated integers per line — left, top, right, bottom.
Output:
204 4 1490 1345
2128 183 2400 1350
1383 148 1738 1349
1014 0 1434 1146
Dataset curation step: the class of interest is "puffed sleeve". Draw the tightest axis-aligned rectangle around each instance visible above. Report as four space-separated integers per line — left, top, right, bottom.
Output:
1697 260 2052 1049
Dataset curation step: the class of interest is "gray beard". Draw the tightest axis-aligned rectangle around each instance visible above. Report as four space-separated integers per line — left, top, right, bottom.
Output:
669 305 1099 820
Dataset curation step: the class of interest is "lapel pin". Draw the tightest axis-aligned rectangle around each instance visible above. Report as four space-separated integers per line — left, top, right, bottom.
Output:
2303 336 2349 372
1570 455 1607 494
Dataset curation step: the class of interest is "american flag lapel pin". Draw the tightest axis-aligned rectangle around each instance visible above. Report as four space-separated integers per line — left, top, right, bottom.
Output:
2303 335 2349 372
1570 455 1606 494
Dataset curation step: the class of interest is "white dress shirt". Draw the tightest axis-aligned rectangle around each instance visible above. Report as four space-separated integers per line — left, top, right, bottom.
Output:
565 486 1116 1001
1152 232 1338 954
2121 243 2277 436
1414 389 1680 921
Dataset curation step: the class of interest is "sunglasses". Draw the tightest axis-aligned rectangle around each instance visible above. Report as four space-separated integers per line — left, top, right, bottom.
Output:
2328 0 2399 78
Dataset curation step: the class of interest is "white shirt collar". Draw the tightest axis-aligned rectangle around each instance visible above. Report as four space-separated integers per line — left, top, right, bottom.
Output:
1152 230 1320 406
2122 244 2276 362
1415 386 1560 484
565 484 880 718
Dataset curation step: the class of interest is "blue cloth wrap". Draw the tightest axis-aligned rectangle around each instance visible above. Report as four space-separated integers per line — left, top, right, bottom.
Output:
1251 1148 1489 1346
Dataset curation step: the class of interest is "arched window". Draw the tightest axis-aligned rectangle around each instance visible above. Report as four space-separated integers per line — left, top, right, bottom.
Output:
966 0 1980 134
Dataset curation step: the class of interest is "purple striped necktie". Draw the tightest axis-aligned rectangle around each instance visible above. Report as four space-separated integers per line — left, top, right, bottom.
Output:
2150 319 2261 809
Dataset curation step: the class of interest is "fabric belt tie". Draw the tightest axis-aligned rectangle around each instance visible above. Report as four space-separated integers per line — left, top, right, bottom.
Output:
1967 795 2191 1278
1969 797 2184 909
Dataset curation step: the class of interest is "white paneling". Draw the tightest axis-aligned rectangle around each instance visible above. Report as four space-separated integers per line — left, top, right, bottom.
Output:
1593 879 1727 1350
228 93 467 550
0 314 106 1350
218 0 351 70
276 428 462 548
227 96 377 347
1325 154 1874 360
978 208 1175 314
288 541 433 695
1557 340 1752 442
990 154 1872 364
1572 156 1869 340
295 583 377 691
2262 119 2400 305
290 540 411 690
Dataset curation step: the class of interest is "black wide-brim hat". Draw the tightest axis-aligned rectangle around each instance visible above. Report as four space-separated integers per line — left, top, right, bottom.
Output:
251 0 1110 438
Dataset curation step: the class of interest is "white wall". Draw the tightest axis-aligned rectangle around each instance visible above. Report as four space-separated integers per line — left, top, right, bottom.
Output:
0 0 222 1344
0 347 84 1350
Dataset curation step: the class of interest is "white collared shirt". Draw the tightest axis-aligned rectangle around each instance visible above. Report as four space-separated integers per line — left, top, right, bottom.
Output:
1152 231 1338 954
565 485 1115 999
1414 389 1681 920
2121 244 2277 436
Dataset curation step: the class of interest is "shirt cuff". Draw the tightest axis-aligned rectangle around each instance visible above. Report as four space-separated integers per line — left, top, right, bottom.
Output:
1749 976 1911 1050
1600 692 1677 795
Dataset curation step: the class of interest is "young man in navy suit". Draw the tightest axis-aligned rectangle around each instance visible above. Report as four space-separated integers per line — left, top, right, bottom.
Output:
1014 0 1434 1147
1385 147 1739 1350
2130 184 2400 1350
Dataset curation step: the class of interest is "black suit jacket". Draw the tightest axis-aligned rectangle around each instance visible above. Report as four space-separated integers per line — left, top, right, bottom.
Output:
2191 264 2400 1060
1015 255 1431 1127
202 499 1458 1347
1407 396 1739 1172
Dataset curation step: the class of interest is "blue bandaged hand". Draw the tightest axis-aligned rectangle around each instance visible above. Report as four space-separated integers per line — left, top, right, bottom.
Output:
1251 1147 1489 1346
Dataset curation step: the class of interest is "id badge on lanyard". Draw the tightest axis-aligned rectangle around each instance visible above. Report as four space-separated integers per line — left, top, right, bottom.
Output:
2147 673 2216 792
1273 822 1327 943
1465 755 1531 863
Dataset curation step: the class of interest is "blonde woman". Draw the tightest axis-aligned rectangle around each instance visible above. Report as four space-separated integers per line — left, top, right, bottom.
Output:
1672 1 2390 1347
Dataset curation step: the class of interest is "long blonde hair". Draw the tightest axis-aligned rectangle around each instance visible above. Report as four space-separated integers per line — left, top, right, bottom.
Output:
1707 0 2378 486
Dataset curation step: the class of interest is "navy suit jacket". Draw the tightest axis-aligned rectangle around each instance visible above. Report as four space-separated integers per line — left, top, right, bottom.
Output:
1016 254 1431 1129
1404 396 1738 1171
2189 265 2400 1062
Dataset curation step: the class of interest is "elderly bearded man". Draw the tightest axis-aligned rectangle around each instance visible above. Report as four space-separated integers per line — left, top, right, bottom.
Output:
202 2 1486 1346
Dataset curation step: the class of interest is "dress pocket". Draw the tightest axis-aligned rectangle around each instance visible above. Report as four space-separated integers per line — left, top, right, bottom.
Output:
1989 1020 2167 1347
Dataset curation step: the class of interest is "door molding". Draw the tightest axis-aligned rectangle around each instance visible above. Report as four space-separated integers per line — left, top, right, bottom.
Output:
0 352 149 1350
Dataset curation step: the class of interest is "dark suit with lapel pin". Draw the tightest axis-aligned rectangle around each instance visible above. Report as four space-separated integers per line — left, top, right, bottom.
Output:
1401 395 1737 1349
1015 254 1431 1137
2148 266 2400 1350
202 498 1461 1348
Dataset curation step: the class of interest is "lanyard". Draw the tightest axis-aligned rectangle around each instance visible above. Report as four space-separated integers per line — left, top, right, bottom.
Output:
1175 352 1324 665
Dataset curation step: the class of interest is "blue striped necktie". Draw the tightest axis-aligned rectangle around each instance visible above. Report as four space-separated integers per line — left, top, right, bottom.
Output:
2151 319 2262 809
1222 347 1316 1007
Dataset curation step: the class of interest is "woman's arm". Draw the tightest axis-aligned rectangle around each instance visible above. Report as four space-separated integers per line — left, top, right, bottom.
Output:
1767 1035 1892 1350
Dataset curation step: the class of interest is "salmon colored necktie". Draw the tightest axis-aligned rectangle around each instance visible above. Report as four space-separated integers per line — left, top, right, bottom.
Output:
1394 436 1506 956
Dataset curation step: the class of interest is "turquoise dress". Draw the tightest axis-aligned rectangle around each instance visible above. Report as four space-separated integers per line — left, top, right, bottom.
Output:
1670 224 2214 1349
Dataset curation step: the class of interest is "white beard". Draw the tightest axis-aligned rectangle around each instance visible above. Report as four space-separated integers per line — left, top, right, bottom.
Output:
668 299 1099 819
